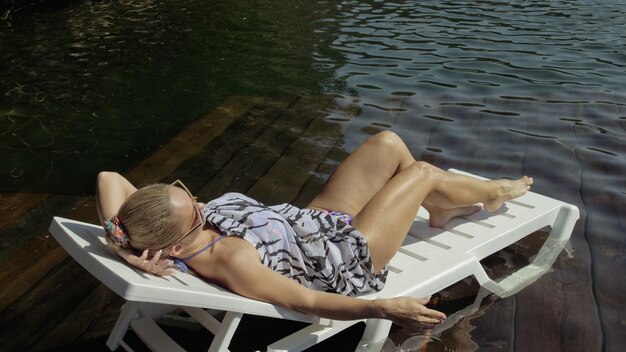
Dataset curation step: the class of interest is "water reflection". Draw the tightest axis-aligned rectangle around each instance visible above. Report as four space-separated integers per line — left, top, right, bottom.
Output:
325 1 624 351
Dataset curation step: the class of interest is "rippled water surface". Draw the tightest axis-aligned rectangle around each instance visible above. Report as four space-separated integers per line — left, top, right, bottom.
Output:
2 0 625 350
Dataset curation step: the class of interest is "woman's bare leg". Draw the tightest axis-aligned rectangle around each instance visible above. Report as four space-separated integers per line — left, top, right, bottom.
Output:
423 200 481 228
307 131 528 224
307 131 532 271
352 162 532 272
422 173 533 212
307 131 415 215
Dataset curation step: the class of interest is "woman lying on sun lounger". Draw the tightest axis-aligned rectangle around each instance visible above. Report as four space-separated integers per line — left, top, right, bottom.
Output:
96 131 532 328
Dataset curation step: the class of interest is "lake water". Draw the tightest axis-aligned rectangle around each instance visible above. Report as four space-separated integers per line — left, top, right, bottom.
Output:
1 0 624 351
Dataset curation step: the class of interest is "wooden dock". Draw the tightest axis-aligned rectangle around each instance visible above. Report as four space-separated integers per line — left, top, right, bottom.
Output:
0 95 354 351
0 95 615 351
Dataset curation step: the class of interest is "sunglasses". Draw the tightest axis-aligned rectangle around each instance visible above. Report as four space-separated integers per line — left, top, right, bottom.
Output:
171 180 205 244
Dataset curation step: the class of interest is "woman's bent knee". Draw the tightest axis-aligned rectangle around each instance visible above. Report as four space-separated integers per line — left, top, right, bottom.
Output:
406 161 442 184
369 131 403 149
367 131 414 164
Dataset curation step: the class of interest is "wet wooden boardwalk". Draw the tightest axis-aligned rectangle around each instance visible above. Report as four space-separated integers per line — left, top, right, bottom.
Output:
0 95 614 351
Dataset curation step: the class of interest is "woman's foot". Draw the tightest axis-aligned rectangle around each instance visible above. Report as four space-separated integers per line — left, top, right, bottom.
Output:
429 205 481 228
483 176 533 212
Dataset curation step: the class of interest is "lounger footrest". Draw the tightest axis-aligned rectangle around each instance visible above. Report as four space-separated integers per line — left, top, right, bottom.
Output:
130 317 185 352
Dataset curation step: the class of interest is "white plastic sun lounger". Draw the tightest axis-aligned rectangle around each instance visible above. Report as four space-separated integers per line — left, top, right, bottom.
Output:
48 169 578 352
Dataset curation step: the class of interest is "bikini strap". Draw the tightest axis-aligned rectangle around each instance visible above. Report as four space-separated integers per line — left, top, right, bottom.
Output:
179 235 226 261
172 235 226 273
174 235 226 273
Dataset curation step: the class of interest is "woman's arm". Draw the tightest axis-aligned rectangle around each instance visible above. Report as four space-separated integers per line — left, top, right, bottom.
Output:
96 171 137 222
214 244 446 328
95 171 174 275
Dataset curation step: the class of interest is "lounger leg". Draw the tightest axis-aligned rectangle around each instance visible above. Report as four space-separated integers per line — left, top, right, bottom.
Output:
107 301 141 351
207 311 243 352
473 204 579 298
539 204 579 254
431 287 492 334
356 319 393 352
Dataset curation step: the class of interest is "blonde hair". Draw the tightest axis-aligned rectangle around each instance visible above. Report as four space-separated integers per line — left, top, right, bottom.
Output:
117 184 184 251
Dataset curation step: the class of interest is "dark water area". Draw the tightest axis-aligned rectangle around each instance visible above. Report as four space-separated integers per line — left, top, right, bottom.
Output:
1 0 625 351
1 0 341 194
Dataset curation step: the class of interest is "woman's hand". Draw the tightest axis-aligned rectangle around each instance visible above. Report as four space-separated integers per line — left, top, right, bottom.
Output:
376 296 447 328
117 248 176 276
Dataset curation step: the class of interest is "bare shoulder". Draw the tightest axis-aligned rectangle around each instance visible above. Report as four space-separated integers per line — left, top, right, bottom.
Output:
208 237 315 309
215 236 261 262
206 236 262 283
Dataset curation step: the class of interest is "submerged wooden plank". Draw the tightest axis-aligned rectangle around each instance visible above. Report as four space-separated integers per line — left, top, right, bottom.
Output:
575 146 626 351
165 96 297 197
515 132 602 351
167 96 335 201
125 95 265 187
0 193 48 230
0 198 97 311
33 282 122 351
409 97 526 349
247 97 341 205
0 195 90 260
0 255 117 351
471 295 516 352
455 104 526 350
